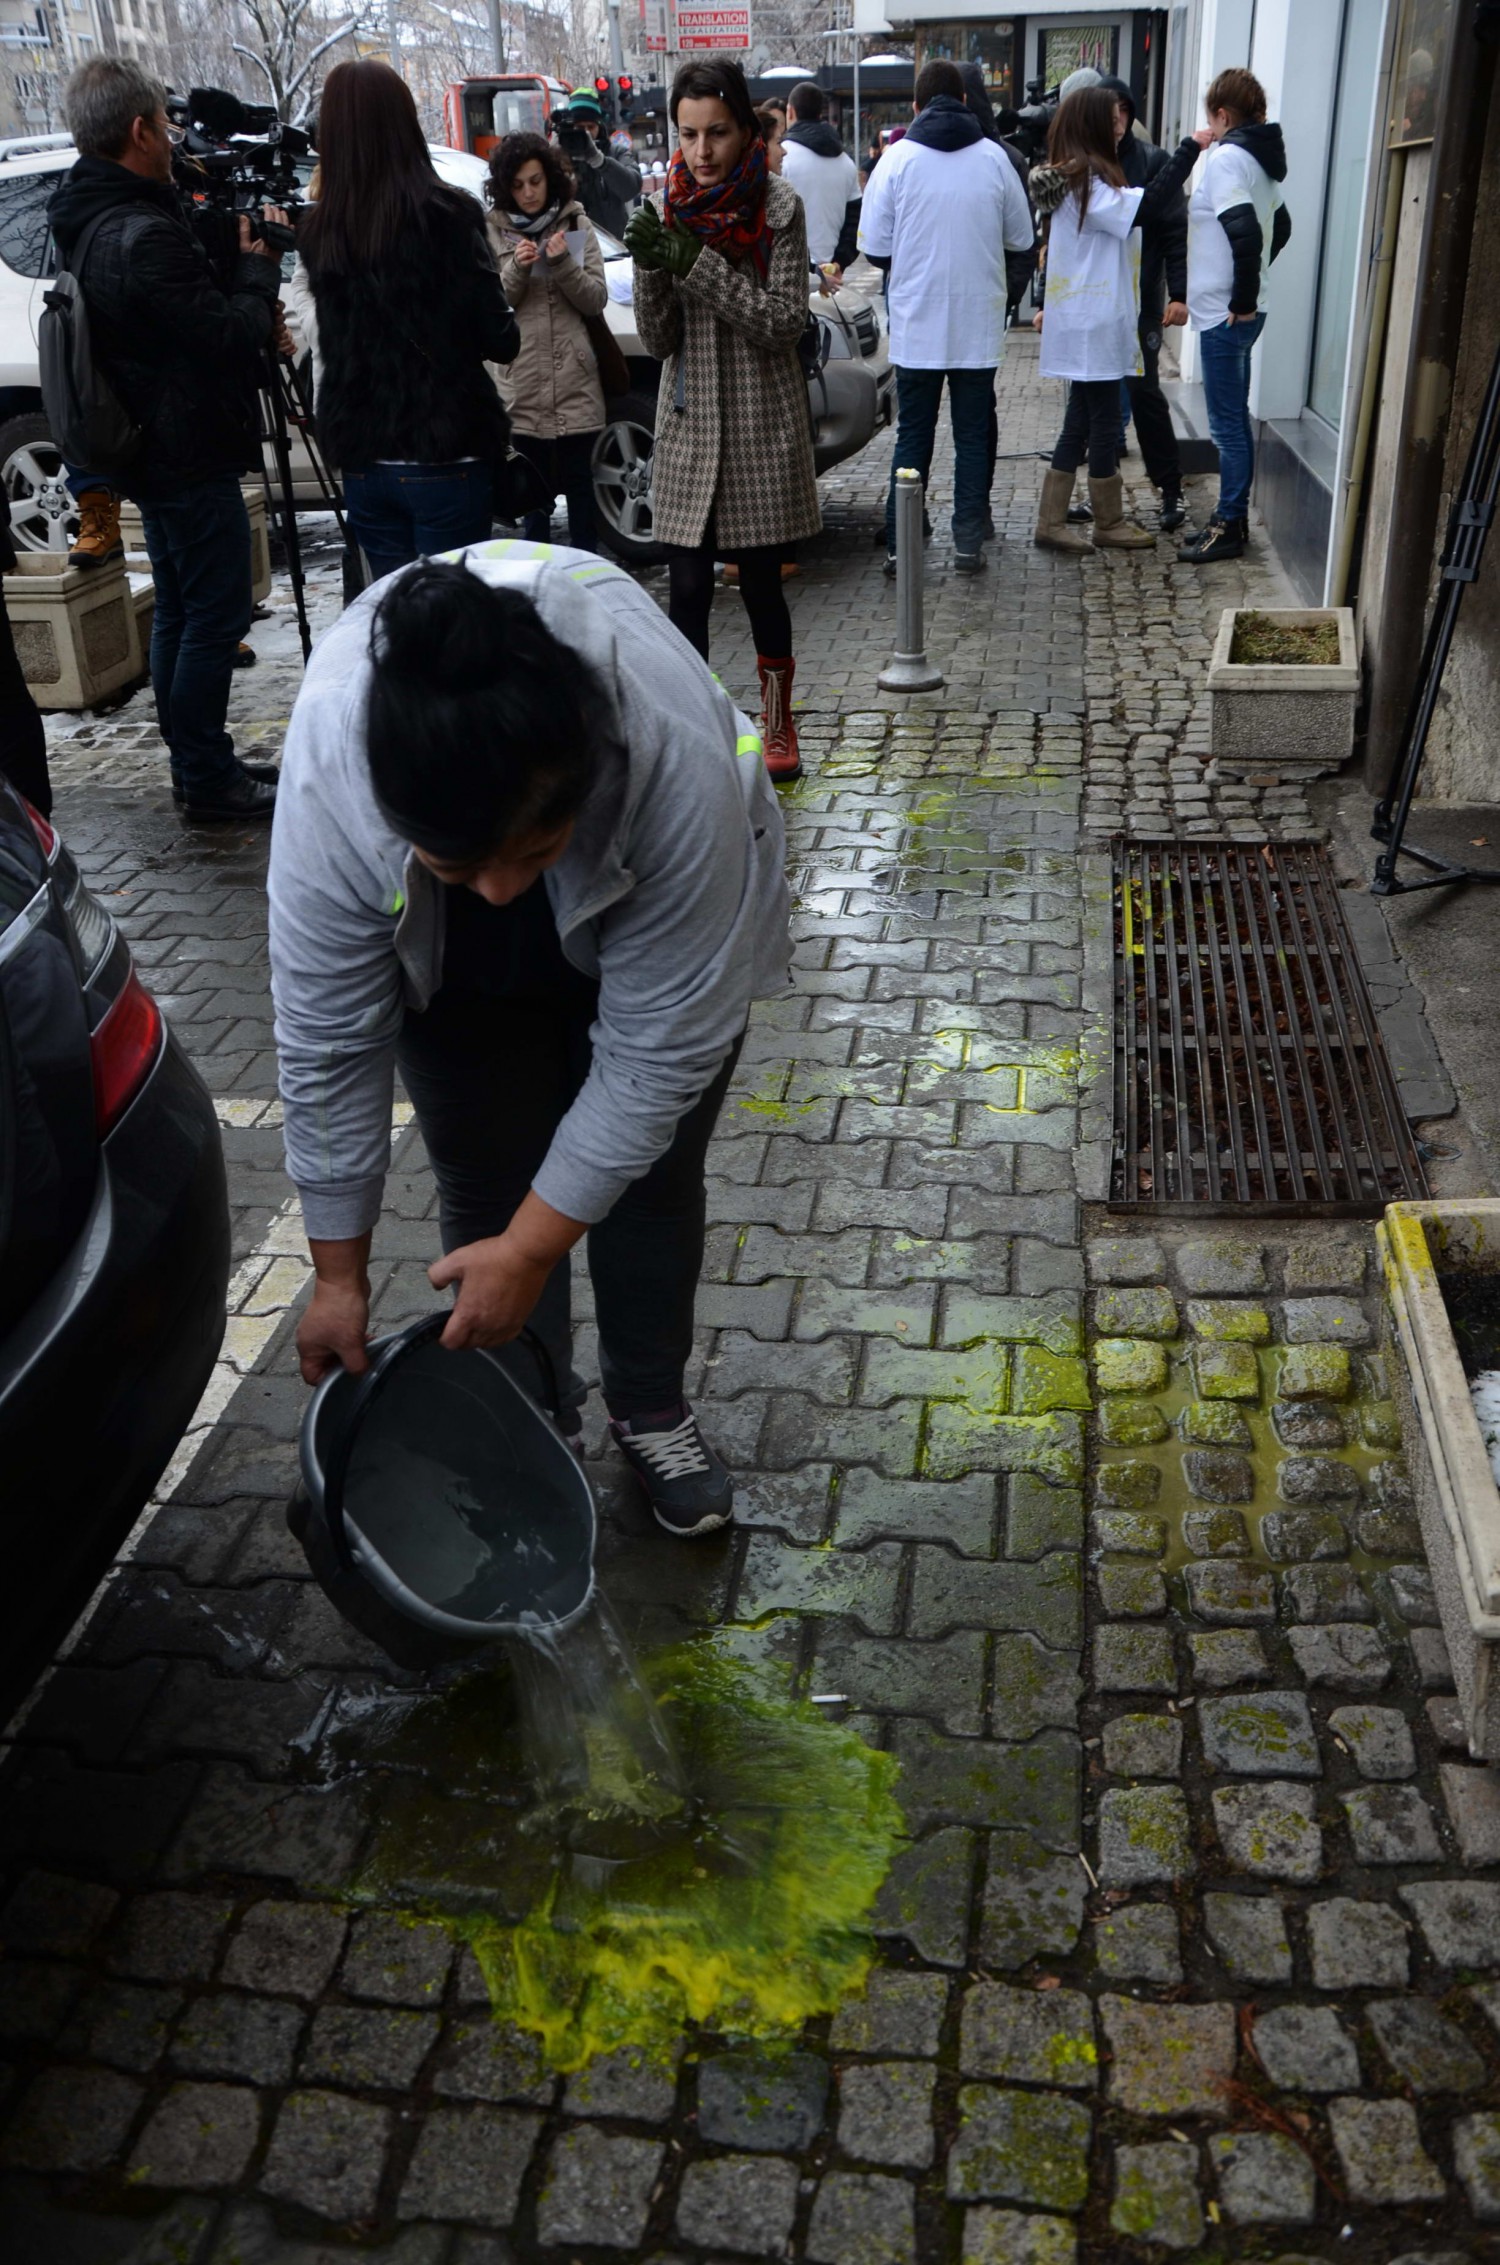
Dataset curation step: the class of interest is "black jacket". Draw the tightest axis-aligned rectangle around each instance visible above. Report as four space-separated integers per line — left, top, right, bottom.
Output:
1097 75 1187 327
304 192 519 473
783 117 862 270
574 144 641 239
47 157 279 500
1217 121 1291 314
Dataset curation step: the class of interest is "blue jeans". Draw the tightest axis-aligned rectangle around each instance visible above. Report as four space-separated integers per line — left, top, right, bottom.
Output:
137 475 252 799
343 460 494 585
885 366 995 553
1198 312 1267 522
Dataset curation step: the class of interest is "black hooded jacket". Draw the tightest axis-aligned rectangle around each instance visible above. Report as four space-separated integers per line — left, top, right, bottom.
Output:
783 116 862 270
1216 120 1291 313
47 156 279 500
1096 74 1187 327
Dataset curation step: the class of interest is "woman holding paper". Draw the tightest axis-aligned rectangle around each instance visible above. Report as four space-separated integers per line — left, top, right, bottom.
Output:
486 134 608 553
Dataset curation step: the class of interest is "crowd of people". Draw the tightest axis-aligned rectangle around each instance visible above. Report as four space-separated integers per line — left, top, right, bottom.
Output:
0 49 1291 1529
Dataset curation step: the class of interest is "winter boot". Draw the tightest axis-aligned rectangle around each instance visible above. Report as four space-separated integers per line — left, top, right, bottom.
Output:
757 656 802 785
69 489 123 569
1180 515 1247 563
1034 469 1092 554
1159 485 1187 532
1089 474 1156 549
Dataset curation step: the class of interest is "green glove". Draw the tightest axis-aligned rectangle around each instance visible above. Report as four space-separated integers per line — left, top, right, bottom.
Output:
624 206 663 264
654 222 702 278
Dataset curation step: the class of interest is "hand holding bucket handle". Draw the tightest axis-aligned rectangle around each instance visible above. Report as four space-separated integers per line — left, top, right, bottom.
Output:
428 1190 586 1354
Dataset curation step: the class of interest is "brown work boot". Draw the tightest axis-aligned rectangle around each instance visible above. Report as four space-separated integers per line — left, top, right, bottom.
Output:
757 655 802 785
69 489 123 569
1034 469 1092 553
1089 474 1156 549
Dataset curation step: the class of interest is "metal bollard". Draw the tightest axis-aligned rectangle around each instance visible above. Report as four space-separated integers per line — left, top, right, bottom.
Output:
878 468 944 693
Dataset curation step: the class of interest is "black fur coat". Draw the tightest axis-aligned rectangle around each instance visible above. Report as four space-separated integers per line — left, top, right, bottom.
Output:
306 191 519 471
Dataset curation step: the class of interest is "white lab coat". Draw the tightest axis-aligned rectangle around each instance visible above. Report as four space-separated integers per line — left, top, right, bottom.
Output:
858 135 1035 370
1038 176 1144 382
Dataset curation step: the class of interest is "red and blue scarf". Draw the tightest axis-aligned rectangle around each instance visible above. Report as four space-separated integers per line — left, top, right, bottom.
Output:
664 135 772 278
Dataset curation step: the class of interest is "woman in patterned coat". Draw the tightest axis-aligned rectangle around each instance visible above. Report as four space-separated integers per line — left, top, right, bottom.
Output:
626 55 820 783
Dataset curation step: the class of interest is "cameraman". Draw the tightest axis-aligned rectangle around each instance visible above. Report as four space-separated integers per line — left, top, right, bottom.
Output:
51 58 282 822
553 89 640 237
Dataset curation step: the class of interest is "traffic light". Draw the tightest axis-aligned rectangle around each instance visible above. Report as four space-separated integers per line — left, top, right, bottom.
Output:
617 74 634 118
593 73 617 129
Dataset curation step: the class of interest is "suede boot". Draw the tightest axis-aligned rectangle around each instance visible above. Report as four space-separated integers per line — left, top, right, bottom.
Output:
1034 469 1092 553
69 490 123 568
1089 475 1156 549
757 656 802 784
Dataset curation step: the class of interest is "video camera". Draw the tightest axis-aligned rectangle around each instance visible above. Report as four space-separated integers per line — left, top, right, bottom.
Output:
165 86 311 269
996 76 1059 169
548 104 597 164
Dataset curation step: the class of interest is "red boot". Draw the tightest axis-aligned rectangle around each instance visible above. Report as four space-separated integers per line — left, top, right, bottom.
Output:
757 655 802 784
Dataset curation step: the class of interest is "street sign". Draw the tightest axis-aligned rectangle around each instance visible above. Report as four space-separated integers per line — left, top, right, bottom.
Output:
673 2 752 48
643 0 667 49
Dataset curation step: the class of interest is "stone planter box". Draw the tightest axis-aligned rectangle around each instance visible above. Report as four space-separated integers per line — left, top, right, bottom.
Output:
1379 1198 1500 1758
3 554 143 709
120 483 272 605
1208 606 1359 781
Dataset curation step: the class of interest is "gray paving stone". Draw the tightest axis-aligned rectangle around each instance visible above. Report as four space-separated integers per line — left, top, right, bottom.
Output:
127 2081 259 2189
1286 1241 1366 1292
0 1959 87 2046
1176 1240 1267 1295
1181 1399 1254 1447
1089 1239 1166 1285
1208 2131 1315 2224
1252 2004 1360 2093
1199 1691 1320 1777
1101 1712 1182 1777
1356 1503 1424 1554
908 1551 1081 1648
535 2126 662 2249
1183 1561 1275 1623
1282 1563 1373 1621
1278 1345 1353 1401
1189 1630 1271 1687
1203 1892 1293 1982
1110 2141 1202 2249
300 2004 439 2090
1098 1785 1195 1883
829 1970 947 2057
220 1900 347 2000
836 2061 935 2168
170 1994 303 2087
1327 2096 1445 2204
1094 1286 1179 1338
1097 1398 1169 1446
946 2086 1092 2210
1307 1897 1408 1988
1091 1451 1163 1503
261 2090 393 2220
1096 1562 1166 1616
1091 1512 1167 1559
1006 1477 1084 1558
1287 1623 1391 1690
1186 1298 1271 1343
1427 1695 1470 1748
1366 1997 1486 2093
961 2208 1077 2265
736 1534 903 1632
1262 1508 1348 1560
0 2064 143 2171
676 2151 799 2252
1454 2112 1500 2221
891 1721 1077 1844
1193 1341 1260 1401
397 2103 542 2227
697 2049 829 2152
1212 1781 1323 1881
1329 1704 1416 1779
1273 1400 1349 1449
977 1832 1085 1969
432 2021 555 2107
1282 1297 1372 1346
1092 1623 1176 1693
565 2041 683 2123
1401 1879 1500 1965
1093 1901 1181 1981
873 1826 974 1967
338 1912 453 2006
1183 1449 1254 1503
0 1870 118 1957
1341 1783 1442 1864
1412 1624 1456 1689
108 1891 233 1983
61 1980 181 2073
1278 1457 1362 1506
815 1626 987 1737
990 1636 1082 1742
833 1469 995 1554
1441 1761 1500 1864
1182 1506 1251 1556
1100 1995 1236 2116
807 2170 916 2265
960 1983 1096 2090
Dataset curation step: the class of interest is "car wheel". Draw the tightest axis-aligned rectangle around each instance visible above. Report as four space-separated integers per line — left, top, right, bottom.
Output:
592 390 667 567
1 413 78 556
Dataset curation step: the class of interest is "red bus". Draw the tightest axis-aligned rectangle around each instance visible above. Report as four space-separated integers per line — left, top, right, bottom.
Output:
443 74 573 161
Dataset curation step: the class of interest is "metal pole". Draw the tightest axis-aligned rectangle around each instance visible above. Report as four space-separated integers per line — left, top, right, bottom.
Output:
607 0 627 83
852 20 859 175
879 468 943 692
488 0 505 71
387 0 399 73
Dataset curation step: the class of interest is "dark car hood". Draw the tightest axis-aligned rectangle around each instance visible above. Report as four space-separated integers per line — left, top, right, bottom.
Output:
1224 120 1287 182
48 155 176 261
783 120 845 159
905 95 983 153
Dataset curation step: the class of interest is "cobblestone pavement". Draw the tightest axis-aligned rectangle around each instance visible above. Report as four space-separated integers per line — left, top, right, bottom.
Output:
2 340 1497 2265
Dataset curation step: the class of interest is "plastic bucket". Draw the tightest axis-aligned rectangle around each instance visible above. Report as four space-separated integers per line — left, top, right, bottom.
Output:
289 1313 597 1670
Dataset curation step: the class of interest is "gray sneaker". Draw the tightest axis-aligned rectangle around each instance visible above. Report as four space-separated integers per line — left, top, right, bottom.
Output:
609 1404 733 1537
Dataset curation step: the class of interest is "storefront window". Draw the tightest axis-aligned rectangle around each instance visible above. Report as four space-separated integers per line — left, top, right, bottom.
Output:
1308 0 1383 428
1388 0 1450 147
1038 23 1119 87
917 21 1016 104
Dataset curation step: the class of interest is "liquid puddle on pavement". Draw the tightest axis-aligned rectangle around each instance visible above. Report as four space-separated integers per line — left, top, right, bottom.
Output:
344 1619 904 2072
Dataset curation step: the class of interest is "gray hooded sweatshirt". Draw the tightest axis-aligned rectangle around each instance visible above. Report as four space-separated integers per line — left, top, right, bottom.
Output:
268 542 792 1241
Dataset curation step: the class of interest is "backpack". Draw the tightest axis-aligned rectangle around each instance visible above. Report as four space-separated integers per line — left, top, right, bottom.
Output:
39 210 143 477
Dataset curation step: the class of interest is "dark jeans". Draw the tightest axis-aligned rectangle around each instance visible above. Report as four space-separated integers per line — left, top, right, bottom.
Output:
886 366 994 552
1124 321 1183 494
666 527 792 662
396 983 741 1425
0 599 49 816
137 474 252 798
1052 379 1125 479
342 460 493 585
1198 311 1267 521
514 430 600 552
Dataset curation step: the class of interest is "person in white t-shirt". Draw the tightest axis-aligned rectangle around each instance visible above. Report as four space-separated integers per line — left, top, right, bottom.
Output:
779 81 860 275
1029 87 1196 554
1174 67 1290 564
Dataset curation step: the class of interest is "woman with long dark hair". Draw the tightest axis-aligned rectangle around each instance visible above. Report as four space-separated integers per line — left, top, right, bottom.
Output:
485 131 606 552
297 59 519 582
624 55 818 785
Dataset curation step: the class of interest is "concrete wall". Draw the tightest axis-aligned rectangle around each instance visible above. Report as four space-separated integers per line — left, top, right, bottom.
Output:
1356 145 1431 665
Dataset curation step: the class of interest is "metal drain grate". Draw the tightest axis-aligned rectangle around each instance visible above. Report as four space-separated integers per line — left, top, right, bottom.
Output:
1111 838 1428 1215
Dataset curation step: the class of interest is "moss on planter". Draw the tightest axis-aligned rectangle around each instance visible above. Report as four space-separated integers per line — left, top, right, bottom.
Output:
1229 611 1341 664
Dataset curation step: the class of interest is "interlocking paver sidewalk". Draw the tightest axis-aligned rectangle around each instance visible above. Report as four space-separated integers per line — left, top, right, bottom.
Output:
1 334 1495 2265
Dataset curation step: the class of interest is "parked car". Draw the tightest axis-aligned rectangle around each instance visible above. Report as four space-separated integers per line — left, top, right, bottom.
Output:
0 781 230 1717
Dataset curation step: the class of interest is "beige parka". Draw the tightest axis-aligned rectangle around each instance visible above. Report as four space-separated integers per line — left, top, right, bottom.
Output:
487 197 609 440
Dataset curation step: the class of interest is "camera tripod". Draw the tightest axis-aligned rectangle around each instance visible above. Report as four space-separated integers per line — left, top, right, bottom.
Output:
1371 329 1500 895
254 342 344 665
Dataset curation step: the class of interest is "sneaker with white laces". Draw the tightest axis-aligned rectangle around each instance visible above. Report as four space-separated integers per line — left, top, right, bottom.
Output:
609 1403 733 1537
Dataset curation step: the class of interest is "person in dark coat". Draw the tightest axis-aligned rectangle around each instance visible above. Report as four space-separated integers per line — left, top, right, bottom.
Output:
50 56 283 822
1097 72 1189 530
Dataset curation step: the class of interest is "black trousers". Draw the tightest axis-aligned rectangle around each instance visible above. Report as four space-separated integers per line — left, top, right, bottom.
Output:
396 984 740 1426
515 429 600 552
666 522 792 663
1125 322 1183 494
1052 379 1125 478
0 598 49 816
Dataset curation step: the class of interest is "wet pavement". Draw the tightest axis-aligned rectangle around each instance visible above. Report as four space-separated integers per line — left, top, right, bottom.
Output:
3 336 1498 2265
